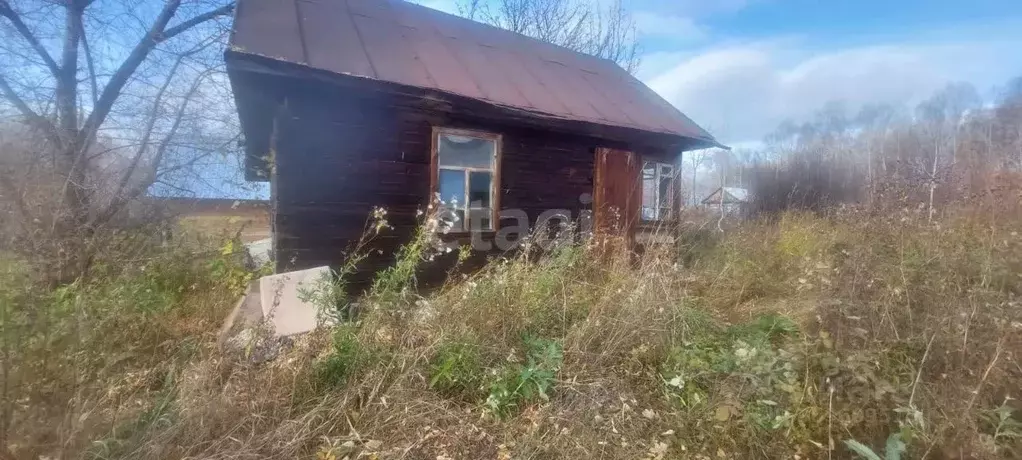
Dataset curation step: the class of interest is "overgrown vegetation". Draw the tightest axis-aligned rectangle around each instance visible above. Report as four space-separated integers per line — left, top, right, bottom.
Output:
1 232 254 458
6 197 1021 459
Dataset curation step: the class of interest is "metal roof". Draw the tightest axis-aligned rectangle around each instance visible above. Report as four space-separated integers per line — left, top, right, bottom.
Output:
702 187 750 204
723 187 749 202
228 0 720 146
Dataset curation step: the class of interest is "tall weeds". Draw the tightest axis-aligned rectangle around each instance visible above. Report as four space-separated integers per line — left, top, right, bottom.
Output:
4 203 1022 459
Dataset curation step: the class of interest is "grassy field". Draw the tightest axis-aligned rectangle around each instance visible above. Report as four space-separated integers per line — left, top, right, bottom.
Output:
3 204 1021 459
176 213 270 243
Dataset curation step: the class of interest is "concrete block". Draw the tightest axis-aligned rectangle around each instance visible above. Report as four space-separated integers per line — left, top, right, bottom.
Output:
258 266 331 337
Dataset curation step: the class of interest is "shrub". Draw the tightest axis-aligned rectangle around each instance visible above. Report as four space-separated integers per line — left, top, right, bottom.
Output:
1 233 250 458
429 339 484 399
315 323 368 389
485 336 563 418
661 313 803 412
676 224 721 268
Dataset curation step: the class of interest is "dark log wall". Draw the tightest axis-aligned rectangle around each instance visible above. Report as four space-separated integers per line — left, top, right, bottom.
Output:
272 83 429 291
270 77 677 293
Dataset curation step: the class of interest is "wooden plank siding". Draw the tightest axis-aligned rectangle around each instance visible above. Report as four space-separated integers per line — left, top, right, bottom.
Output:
267 77 680 294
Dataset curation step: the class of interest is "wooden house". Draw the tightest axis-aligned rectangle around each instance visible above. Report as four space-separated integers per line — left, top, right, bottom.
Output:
226 0 723 292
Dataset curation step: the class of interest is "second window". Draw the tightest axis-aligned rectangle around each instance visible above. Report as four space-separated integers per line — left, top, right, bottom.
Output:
641 160 675 221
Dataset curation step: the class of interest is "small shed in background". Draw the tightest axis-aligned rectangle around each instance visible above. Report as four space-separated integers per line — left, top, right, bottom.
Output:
701 187 750 217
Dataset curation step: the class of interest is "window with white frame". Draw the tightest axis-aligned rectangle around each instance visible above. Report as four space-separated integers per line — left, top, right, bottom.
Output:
641 160 674 221
434 130 499 231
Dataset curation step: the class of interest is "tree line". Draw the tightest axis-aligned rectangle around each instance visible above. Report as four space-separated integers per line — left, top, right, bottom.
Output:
695 78 1022 219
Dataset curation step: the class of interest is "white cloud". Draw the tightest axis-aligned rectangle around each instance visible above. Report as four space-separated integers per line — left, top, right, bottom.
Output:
647 34 1022 144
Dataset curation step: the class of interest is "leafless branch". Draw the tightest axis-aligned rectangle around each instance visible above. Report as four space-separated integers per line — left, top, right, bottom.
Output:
79 0 227 152
79 24 98 107
459 0 640 72
106 53 188 204
0 0 61 77
93 68 211 224
0 74 59 145
162 3 234 41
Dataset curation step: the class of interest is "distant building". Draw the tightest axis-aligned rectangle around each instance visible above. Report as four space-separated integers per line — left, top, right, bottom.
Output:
701 187 750 217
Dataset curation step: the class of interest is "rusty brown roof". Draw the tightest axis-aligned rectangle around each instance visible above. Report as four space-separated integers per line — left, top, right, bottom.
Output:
228 0 720 146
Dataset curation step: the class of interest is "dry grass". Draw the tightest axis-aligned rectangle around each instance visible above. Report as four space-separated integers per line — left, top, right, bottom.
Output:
5 202 1022 459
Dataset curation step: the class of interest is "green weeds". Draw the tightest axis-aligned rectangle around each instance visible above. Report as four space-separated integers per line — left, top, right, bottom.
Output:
429 339 484 399
314 323 371 389
485 337 563 418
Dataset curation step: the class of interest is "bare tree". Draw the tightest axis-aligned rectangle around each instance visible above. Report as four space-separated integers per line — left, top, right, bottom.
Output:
0 0 236 278
915 82 981 221
458 0 641 73
686 149 710 206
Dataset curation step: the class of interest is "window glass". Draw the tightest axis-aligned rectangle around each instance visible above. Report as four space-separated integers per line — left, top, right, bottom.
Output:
438 169 465 207
659 171 672 219
468 208 492 231
642 164 655 209
468 171 492 208
641 160 674 221
438 134 494 168
435 131 497 231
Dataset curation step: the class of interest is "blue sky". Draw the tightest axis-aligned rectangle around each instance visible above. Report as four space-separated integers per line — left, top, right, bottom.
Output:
415 0 1022 145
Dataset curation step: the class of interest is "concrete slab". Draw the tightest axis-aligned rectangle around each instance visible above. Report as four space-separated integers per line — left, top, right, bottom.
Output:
258 266 332 337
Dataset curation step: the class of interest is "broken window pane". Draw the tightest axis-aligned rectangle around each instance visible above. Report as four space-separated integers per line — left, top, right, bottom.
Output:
438 134 494 168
